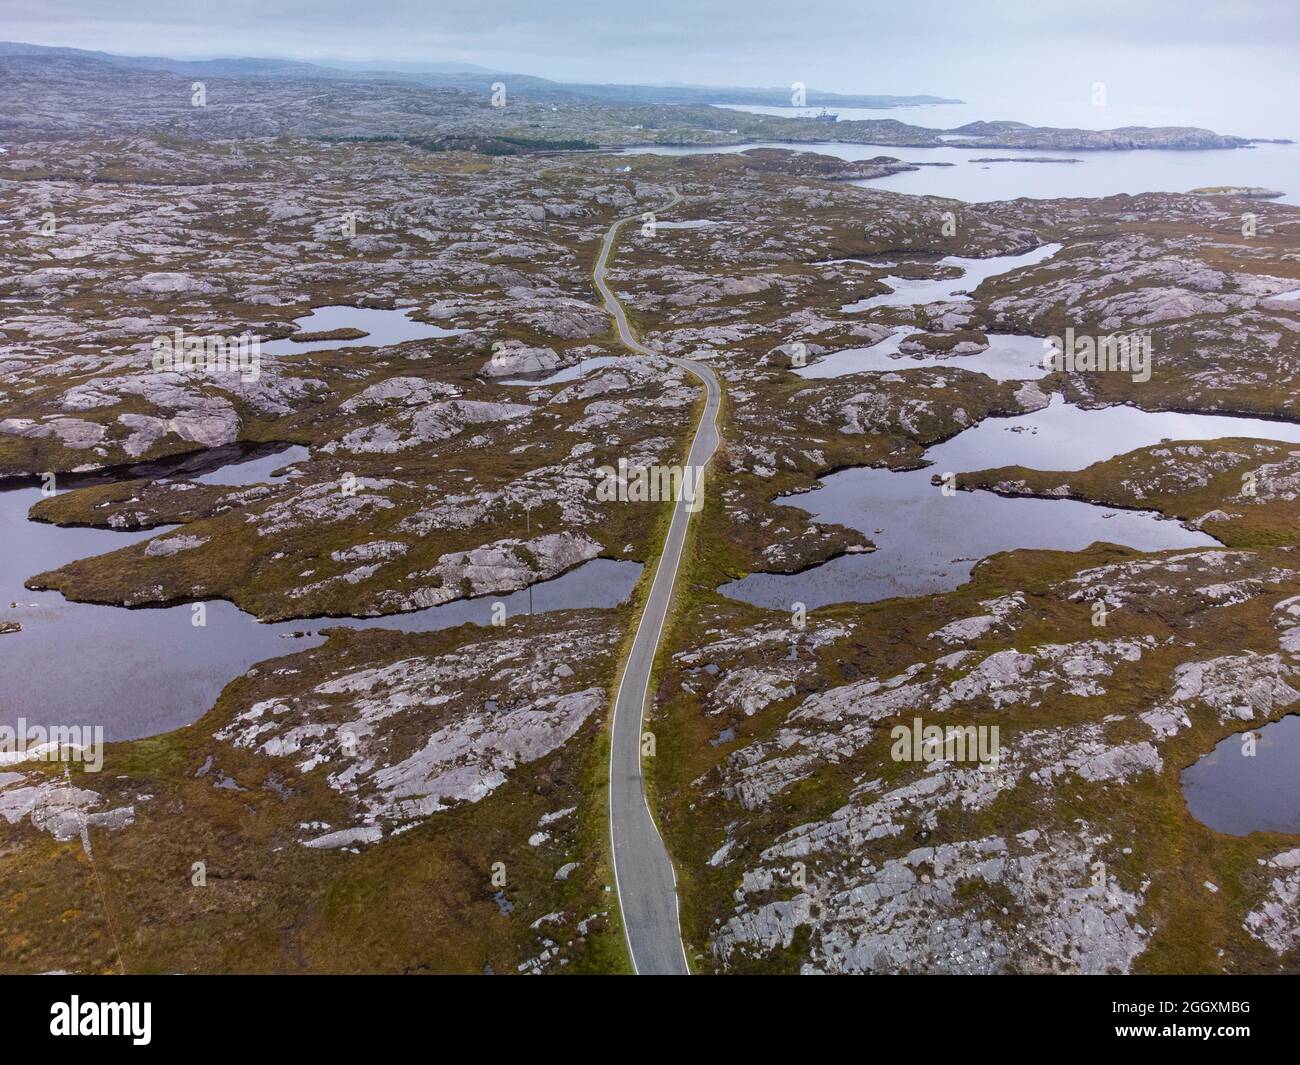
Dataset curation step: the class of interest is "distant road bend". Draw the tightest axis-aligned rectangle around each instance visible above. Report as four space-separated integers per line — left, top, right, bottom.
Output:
595 190 721 975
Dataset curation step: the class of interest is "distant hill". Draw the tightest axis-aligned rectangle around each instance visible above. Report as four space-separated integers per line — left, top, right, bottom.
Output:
0 42 330 78
323 59 507 76
0 41 961 108
549 83 961 108
0 42 1264 152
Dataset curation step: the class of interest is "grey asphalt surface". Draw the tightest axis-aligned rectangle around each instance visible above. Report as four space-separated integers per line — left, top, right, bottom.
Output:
595 192 721 975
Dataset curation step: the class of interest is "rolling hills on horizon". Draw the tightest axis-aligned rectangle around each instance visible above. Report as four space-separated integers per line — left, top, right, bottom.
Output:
0 40 962 109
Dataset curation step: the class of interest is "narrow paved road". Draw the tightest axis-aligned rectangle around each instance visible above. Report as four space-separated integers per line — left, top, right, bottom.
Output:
595 192 721 975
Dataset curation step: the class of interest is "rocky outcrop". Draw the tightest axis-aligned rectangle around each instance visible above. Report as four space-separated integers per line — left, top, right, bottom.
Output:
215 622 614 843
378 532 602 612
0 774 137 842
1245 848 1300 955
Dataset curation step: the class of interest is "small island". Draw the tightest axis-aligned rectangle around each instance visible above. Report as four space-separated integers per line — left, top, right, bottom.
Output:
968 156 1082 164
286 327 370 343
1189 185 1284 199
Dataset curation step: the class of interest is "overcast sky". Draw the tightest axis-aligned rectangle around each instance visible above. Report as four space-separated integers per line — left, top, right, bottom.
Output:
4 1 1297 132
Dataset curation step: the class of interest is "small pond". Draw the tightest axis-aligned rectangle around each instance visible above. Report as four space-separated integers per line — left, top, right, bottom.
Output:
1182 716 1300 836
260 305 465 356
